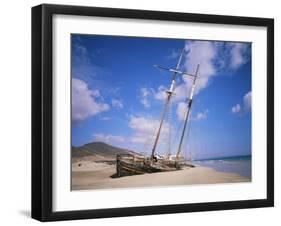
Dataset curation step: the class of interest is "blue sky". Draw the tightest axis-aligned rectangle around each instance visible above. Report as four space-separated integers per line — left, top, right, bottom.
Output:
71 34 252 160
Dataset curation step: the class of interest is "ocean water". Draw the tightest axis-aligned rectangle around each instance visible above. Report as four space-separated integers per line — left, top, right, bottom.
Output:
193 155 251 179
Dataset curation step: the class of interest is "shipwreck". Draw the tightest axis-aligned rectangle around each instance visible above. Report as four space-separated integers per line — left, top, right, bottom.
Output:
116 48 199 177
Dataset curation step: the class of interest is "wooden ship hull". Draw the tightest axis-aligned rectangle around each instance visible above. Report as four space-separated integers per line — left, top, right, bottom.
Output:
116 154 189 177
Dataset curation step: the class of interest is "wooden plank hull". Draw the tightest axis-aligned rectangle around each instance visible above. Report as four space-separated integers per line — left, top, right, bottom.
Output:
116 154 185 177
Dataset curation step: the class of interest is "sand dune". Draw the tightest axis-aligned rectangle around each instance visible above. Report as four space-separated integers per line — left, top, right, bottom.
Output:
72 158 250 190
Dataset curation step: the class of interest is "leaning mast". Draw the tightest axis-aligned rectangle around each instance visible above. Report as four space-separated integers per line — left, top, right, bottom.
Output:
150 49 184 159
176 64 200 158
151 48 199 160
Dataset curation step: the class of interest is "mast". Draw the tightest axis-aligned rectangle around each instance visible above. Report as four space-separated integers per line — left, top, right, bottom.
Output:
176 64 200 158
151 49 184 159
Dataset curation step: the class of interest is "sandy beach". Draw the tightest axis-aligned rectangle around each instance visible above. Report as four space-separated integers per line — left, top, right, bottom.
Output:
71 157 250 190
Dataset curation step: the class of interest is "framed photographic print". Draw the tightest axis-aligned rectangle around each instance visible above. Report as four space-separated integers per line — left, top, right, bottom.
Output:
32 4 274 221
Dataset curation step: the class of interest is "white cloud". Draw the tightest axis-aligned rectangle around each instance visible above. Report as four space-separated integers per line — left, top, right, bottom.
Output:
231 104 241 114
231 90 251 114
141 88 150 97
128 115 169 144
167 48 180 59
229 43 249 69
93 133 125 143
139 88 151 108
72 78 110 124
183 41 217 95
177 102 209 121
153 41 217 103
129 116 164 134
111 99 124 109
130 133 151 144
153 83 190 103
176 102 188 121
185 41 217 77
243 91 252 111
153 41 250 104
140 99 150 108
193 109 209 121
153 85 167 101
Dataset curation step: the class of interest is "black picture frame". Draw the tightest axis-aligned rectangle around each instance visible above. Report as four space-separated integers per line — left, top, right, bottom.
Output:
32 4 274 222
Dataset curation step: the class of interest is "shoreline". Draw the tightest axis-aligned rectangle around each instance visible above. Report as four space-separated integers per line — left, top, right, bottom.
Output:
72 159 251 191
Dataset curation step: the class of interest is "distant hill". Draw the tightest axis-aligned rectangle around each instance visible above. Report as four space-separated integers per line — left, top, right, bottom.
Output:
72 142 137 159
